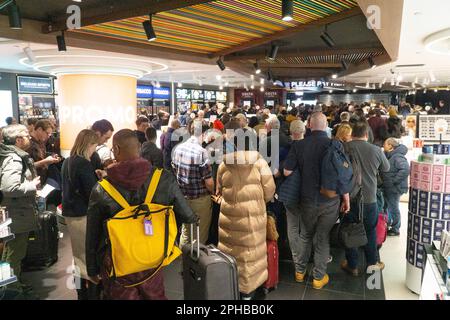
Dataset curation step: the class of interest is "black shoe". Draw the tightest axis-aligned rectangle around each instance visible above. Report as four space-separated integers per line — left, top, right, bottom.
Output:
387 230 400 237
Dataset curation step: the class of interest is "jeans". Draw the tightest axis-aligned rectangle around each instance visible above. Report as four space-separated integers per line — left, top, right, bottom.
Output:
344 202 379 269
1 232 29 288
298 198 340 280
285 205 302 273
384 191 401 233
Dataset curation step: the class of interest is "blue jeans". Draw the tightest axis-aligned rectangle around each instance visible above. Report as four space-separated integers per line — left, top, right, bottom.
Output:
384 192 401 233
344 202 379 269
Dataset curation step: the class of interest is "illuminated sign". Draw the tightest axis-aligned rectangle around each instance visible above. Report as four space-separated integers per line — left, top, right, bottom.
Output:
18 76 53 94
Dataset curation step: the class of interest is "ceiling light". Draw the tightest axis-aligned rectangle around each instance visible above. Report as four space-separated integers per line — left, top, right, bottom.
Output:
414 76 419 83
281 0 294 21
267 44 279 61
260 78 265 85
397 74 403 81
142 15 157 41
219 85 224 90
23 46 35 63
329 90 333 93
56 31 67 52
216 56 226 71
368 57 376 69
225 81 229 86
156 81 161 88
424 28 450 56
7 1 22 29
332 74 338 79
320 25 335 48
353 89 357 93
366 81 370 88
391 78 395 86
216 75 222 81
379 82 383 89
341 60 349 71
250 84 255 89
260 87 265 92
250 74 254 80
198 80 202 87
447 87 450 91
267 69 274 82
382 77 387 85
253 60 261 74
424 89 427 94
434 89 438 92
177 82 182 88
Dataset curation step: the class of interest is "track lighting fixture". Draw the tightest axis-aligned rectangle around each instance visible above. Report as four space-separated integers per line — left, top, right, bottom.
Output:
56 31 67 52
216 56 226 71
281 0 294 21
267 44 279 61
341 60 349 71
0 0 22 29
253 60 261 74
368 57 376 69
320 25 335 48
23 46 35 63
142 15 157 41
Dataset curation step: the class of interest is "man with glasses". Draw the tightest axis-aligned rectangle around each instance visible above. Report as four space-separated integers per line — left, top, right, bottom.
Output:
0 125 41 298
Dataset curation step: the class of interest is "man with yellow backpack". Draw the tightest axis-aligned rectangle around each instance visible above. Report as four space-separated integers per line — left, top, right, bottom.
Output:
86 129 198 300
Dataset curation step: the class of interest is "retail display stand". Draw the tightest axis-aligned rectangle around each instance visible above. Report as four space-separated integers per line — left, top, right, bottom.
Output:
0 211 17 289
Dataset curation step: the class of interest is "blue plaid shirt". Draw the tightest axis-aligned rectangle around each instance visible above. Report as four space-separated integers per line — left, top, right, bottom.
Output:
172 137 212 199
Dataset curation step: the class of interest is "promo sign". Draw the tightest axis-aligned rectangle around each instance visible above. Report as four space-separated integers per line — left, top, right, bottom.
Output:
18 76 53 94
137 85 153 99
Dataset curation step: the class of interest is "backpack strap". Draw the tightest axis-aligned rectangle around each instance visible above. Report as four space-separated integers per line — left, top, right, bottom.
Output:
145 168 162 204
99 179 130 210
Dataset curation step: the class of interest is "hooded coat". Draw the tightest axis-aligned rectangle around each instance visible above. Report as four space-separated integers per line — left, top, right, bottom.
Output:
216 151 275 294
382 144 410 194
0 144 38 234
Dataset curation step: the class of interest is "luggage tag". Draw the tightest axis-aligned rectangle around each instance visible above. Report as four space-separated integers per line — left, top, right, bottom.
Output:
144 218 153 236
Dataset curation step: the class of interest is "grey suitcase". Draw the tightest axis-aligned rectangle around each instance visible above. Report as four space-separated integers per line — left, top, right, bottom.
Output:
182 223 239 300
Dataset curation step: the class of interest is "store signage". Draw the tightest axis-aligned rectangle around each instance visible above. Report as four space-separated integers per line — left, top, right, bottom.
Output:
191 90 204 100
241 91 254 98
176 88 191 100
287 80 345 90
137 85 153 99
18 76 53 94
153 87 170 99
264 91 278 98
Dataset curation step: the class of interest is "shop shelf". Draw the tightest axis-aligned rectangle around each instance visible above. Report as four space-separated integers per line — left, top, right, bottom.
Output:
0 275 17 288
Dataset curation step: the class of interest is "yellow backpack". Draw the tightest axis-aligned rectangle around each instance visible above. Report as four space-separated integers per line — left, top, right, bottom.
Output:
99 169 181 286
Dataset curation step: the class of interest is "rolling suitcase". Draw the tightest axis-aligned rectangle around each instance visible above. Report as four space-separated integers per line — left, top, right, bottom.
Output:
22 210 59 270
263 240 279 294
182 223 239 300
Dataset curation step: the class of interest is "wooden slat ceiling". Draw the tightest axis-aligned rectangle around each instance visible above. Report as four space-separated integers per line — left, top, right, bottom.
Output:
72 0 358 54
268 50 386 65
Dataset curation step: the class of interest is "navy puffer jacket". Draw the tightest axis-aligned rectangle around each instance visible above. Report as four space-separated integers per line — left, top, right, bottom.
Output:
382 144 410 194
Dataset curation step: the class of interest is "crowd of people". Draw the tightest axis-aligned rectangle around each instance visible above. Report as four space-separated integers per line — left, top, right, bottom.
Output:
0 98 416 300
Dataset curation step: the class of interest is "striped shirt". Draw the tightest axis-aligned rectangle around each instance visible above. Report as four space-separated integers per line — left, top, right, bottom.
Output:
172 137 212 199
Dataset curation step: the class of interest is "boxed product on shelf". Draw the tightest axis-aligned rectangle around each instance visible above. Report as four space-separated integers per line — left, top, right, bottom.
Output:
430 210 441 219
423 218 433 229
420 153 450 165
408 212 413 239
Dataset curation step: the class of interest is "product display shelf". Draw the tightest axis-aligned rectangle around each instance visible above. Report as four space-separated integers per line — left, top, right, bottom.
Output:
406 160 450 294
0 216 17 288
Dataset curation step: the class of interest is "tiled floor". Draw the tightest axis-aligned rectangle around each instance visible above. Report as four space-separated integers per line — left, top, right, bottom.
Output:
19 218 390 300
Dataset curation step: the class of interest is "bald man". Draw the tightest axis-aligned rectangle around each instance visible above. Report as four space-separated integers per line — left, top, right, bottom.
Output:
86 129 197 300
283 112 340 290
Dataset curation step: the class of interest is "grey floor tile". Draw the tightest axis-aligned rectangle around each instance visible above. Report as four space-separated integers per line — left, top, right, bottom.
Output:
263 282 306 300
303 287 365 300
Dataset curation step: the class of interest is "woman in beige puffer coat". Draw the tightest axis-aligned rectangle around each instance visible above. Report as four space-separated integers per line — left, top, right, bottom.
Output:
216 150 275 297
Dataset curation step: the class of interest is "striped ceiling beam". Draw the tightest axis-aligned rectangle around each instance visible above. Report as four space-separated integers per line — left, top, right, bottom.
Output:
42 0 215 34
213 5 362 57
73 0 360 55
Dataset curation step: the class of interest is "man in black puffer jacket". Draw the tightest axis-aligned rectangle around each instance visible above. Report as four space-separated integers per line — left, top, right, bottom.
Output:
86 129 198 300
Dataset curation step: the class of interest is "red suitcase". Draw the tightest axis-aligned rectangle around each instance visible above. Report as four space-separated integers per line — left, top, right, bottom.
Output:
263 240 279 294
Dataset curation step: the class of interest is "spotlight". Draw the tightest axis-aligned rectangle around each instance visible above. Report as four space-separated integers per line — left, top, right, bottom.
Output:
329 90 333 93
353 89 357 93
366 81 370 88
156 81 161 88
331 74 338 79
216 56 226 71
397 74 403 81
250 74 254 80
250 84 255 90
368 57 376 69
424 89 427 94
8 2 22 29
282 0 294 21
434 89 438 93
260 87 265 92
429 70 436 82
198 80 202 87
391 78 395 86
253 60 261 74
219 85 224 90
320 26 335 48
267 44 279 61
260 78 265 85
23 47 35 63
225 81 229 86
341 60 349 71
382 77 387 84
177 82 182 88
56 31 67 52
142 15 157 41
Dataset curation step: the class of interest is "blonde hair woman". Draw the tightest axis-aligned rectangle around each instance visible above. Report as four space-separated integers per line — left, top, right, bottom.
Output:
61 129 100 300
335 124 353 143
